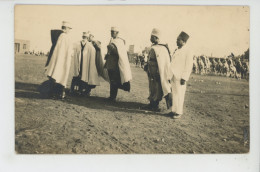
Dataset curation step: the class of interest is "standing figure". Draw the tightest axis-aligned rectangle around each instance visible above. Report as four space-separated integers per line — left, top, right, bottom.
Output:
198 57 205 75
104 27 132 101
135 55 140 67
144 28 172 111
88 32 110 82
193 56 199 74
45 21 73 99
211 58 217 74
79 32 100 96
70 32 87 94
222 59 229 76
168 31 193 119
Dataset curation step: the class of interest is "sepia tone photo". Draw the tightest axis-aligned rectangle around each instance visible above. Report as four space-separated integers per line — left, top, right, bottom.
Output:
15 5 249 154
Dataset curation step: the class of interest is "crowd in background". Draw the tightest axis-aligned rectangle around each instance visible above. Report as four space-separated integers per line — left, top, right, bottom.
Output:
131 52 249 80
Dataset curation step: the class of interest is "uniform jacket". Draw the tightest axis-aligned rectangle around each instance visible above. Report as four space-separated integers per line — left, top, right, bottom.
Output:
169 45 193 81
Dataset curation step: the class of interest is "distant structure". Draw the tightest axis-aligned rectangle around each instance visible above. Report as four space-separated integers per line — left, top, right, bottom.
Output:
127 45 137 63
15 39 30 54
128 45 134 54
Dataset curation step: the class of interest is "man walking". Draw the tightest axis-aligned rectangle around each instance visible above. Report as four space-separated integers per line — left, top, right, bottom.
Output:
45 21 73 99
104 27 132 101
168 31 193 119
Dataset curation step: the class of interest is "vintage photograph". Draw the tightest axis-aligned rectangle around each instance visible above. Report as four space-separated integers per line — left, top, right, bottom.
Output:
15 5 249 154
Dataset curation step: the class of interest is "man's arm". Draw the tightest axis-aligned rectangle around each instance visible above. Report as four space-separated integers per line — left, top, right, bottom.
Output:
181 50 193 83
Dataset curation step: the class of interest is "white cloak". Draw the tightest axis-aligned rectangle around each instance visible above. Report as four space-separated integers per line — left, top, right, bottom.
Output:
111 38 132 84
45 33 73 87
79 41 100 86
152 45 172 97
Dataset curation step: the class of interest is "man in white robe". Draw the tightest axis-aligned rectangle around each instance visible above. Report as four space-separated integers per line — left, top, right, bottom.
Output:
77 32 100 96
88 32 110 82
168 31 193 119
143 28 172 111
45 21 73 99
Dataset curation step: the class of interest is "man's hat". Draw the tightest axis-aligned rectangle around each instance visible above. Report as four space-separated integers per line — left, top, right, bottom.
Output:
82 32 89 37
88 31 94 37
151 28 161 39
111 27 119 32
178 31 189 42
62 21 72 29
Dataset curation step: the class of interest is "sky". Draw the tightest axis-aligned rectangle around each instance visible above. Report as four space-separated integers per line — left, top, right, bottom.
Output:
15 5 249 57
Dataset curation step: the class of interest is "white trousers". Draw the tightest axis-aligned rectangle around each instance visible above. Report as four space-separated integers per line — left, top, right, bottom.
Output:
171 76 187 115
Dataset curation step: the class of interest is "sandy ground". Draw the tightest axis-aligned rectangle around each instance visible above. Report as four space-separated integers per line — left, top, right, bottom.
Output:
15 54 249 154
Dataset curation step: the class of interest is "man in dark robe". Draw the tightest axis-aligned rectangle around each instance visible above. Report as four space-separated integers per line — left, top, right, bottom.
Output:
105 27 132 101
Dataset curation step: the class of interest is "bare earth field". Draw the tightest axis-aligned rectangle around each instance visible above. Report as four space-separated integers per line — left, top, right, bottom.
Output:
15 54 249 154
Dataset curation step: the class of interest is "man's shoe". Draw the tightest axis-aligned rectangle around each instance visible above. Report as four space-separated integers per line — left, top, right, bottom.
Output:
142 104 153 110
151 106 161 112
108 97 116 102
166 112 175 118
173 113 182 119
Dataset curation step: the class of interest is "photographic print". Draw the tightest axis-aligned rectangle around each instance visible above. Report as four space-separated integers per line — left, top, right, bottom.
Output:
15 5 249 154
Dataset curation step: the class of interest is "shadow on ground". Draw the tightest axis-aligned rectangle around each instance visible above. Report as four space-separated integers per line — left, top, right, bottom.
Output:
15 81 170 117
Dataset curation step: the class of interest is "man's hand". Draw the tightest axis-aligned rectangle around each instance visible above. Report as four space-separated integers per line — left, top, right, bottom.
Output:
180 79 186 85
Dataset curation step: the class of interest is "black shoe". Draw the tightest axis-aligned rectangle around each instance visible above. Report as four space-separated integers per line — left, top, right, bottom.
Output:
56 91 66 100
151 106 161 112
108 97 116 102
173 113 182 119
142 104 153 110
166 112 175 118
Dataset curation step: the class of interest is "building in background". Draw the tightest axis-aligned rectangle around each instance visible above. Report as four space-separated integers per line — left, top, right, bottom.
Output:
15 39 30 54
128 45 134 54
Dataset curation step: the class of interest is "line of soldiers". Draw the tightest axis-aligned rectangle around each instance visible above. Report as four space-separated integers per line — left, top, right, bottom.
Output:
193 55 249 80
44 21 194 119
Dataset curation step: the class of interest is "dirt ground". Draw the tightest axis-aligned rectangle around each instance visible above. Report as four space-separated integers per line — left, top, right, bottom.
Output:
15 54 249 154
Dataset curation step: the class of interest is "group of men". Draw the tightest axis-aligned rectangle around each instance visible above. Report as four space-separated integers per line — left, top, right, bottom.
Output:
193 55 249 80
44 21 132 102
44 21 194 119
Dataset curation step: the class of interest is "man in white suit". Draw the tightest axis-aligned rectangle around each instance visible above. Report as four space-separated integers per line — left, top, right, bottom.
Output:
168 31 192 119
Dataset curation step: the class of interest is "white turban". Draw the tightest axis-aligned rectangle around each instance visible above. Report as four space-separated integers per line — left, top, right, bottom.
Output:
151 28 161 39
111 26 119 32
62 21 72 29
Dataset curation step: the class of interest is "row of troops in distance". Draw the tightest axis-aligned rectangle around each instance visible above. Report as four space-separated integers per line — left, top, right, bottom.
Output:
192 55 249 79
44 21 194 119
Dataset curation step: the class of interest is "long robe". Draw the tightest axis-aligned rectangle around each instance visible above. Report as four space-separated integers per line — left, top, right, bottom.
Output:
92 40 110 82
79 41 100 86
169 45 193 114
72 42 81 77
45 33 73 87
45 30 64 67
151 44 172 97
147 48 163 102
110 38 132 84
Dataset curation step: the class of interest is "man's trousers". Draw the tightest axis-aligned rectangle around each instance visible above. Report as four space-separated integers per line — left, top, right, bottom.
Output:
171 76 187 115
